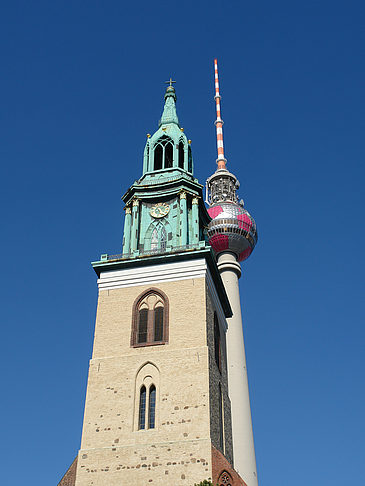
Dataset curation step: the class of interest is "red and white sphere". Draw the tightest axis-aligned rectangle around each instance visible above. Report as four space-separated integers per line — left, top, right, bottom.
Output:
207 202 258 262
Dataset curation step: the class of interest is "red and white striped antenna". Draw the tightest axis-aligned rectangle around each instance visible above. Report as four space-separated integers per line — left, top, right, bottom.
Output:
214 58 227 170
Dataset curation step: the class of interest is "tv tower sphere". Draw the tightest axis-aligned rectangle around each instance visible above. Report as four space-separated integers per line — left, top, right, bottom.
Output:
206 170 258 262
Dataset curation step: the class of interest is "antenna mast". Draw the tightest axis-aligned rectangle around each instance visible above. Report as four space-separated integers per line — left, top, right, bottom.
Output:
214 58 227 170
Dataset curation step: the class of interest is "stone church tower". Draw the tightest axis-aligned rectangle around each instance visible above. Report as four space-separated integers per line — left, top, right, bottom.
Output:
59 63 258 486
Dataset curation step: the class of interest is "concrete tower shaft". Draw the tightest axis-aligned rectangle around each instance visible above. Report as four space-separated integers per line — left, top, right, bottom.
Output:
217 253 258 486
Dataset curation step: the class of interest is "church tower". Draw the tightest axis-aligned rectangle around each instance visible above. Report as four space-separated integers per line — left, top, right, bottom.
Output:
60 66 258 486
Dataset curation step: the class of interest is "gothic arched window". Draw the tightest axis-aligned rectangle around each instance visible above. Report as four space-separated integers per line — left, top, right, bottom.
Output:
178 141 185 169
218 470 233 486
135 362 159 431
154 143 163 170
165 141 173 168
131 289 169 347
153 135 174 170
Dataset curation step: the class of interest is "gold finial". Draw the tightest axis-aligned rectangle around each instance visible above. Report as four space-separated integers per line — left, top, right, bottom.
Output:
180 128 184 132
188 140 192 144
165 78 176 87
147 133 151 138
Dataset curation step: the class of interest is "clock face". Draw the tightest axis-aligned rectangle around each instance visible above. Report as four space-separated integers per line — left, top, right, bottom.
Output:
150 202 170 219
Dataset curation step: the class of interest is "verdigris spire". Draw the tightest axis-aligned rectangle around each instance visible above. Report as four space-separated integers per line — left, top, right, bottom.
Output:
159 80 180 127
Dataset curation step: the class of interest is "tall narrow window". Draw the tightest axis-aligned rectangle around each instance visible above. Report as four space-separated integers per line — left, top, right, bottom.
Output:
165 142 173 168
214 312 221 371
148 385 156 429
188 145 193 172
154 144 163 170
154 306 164 341
178 141 185 169
137 308 148 344
138 386 146 430
131 289 169 347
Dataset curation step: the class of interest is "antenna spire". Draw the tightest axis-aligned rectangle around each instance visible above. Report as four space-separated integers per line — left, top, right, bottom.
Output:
214 58 227 170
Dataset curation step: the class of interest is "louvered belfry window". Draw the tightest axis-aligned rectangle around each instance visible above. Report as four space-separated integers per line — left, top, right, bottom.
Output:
131 289 169 347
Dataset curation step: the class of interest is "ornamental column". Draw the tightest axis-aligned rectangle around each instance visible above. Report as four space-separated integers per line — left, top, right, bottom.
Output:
179 191 187 246
122 206 132 255
130 199 140 253
191 196 199 245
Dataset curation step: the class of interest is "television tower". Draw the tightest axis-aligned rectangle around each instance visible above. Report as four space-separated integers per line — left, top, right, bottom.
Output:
206 59 259 486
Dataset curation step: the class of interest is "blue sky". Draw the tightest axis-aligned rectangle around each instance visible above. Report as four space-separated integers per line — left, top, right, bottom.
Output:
1 1 364 484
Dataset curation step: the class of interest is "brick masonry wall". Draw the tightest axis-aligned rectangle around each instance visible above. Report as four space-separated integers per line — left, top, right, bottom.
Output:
205 283 234 465
58 456 77 486
211 445 247 486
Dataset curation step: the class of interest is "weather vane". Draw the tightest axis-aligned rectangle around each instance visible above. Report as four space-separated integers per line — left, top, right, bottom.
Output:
165 77 176 87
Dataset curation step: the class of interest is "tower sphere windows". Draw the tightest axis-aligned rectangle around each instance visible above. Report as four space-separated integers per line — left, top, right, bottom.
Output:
131 289 169 347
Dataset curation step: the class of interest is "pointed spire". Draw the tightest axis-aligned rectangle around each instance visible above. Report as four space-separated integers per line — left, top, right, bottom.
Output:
159 81 180 127
214 58 227 170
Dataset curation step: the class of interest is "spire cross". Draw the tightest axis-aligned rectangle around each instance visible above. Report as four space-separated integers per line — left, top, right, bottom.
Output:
165 78 176 87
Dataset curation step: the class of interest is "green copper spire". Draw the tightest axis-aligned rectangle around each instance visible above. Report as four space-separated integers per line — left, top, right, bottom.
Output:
140 82 193 176
159 84 180 127
118 81 212 258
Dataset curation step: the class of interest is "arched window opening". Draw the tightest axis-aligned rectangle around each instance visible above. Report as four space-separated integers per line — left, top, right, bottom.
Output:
178 141 185 169
148 385 156 429
165 142 173 168
149 224 168 252
134 363 160 432
214 312 221 371
154 144 163 170
138 386 147 430
138 308 148 344
131 289 169 347
218 471 232 486
188 145 193 172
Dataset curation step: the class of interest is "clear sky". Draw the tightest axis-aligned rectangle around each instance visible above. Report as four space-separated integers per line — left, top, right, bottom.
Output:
1 1 364 485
